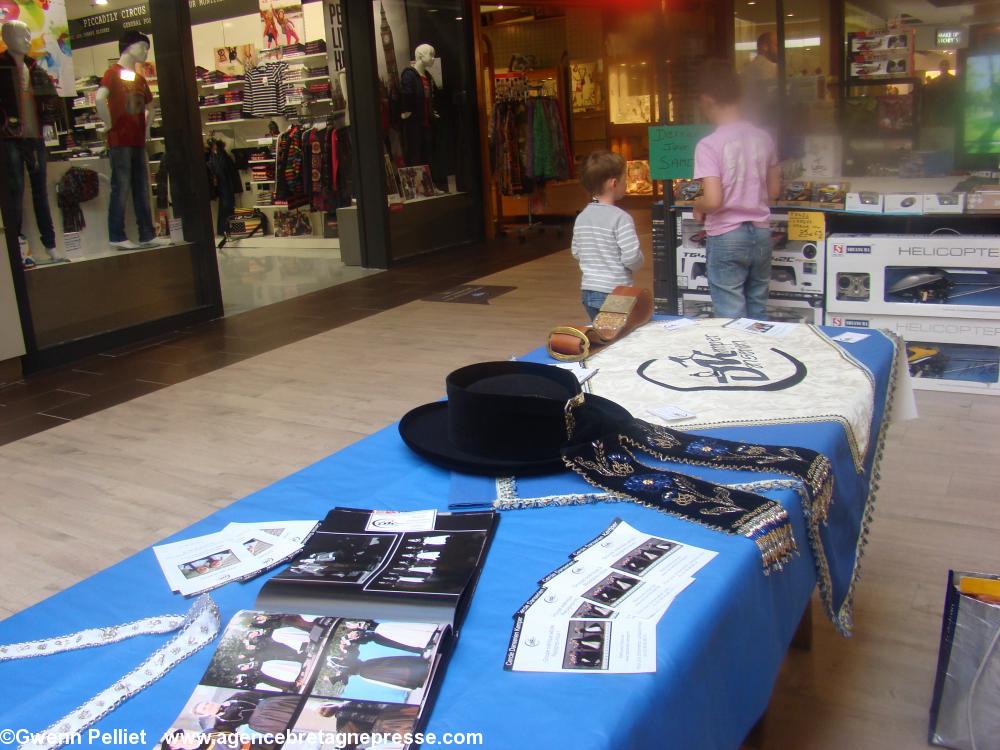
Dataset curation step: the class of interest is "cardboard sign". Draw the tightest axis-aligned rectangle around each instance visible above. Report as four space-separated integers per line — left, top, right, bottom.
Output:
648 125 711 180
787 211 825 241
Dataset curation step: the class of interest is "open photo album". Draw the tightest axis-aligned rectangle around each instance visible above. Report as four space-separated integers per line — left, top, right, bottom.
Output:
160 508 498 750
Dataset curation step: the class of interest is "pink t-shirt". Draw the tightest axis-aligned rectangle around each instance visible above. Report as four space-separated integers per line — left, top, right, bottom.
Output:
693 121 777 236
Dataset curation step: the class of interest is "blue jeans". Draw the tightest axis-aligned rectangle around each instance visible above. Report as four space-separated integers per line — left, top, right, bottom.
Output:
581 289 608 321
5 138 56 249
108 145 155 243
706 223 773 319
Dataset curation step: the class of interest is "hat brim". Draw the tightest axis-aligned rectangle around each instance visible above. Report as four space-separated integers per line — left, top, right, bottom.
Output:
398 395 632 476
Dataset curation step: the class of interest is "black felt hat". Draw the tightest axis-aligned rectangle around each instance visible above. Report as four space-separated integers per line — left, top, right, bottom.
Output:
398 361 632 476
119 31 151 55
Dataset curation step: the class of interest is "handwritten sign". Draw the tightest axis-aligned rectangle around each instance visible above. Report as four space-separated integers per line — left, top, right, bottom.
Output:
787 210 825 241
648 125 711 180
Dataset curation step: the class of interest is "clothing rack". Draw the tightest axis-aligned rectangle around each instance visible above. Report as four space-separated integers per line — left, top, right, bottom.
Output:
490 68 573 242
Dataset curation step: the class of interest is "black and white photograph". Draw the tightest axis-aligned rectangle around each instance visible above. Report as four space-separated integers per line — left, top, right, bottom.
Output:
571 602 615 620
284 698 420 750
201 612 335 694
159 685 302 750
610 538 679 578
311 619 443 705
178 550 240 580
561 620 609 671
279 533 396 585
580 572 643 607
364 530 488 596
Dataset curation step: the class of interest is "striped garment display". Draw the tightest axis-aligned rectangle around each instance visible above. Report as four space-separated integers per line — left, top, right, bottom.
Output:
242 61 290 119
571 201 644 293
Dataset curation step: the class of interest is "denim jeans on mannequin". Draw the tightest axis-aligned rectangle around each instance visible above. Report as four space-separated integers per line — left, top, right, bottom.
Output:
108 145 155 243
5 138 56 250
706 222 773 319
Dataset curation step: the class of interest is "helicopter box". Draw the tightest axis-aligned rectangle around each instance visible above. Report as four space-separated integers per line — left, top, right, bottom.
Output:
676 212 825 300
824 312 1000 394
682 291 824 325
826 234 1000 320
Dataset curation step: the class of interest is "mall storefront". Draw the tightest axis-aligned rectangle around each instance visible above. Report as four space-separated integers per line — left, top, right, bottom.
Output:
1 0 996 374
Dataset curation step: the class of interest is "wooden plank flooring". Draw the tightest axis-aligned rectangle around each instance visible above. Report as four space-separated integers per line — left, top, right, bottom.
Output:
1 235 997 748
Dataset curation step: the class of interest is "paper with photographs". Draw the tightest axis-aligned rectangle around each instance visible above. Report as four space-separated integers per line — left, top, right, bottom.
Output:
159 611 447 750
153 521 316 596
258 508 497 626
504 615 656 673
568 519 717 582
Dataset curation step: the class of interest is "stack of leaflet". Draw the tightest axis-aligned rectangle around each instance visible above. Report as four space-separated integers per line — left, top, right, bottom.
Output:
504 519 716 674
153 520 317 596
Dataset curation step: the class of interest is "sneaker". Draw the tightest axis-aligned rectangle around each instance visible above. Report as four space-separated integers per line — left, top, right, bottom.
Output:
139 237 173 248
110 239 140 250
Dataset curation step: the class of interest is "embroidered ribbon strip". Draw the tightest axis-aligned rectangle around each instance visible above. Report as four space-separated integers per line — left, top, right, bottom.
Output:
4 596 221 750
563 435 798 573
618 419 834 524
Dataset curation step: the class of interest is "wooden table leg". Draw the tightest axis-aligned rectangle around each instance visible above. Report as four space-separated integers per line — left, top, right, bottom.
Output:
791 598 813 651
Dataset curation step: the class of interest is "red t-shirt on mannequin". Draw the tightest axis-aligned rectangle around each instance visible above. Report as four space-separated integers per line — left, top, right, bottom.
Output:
99 64 152 147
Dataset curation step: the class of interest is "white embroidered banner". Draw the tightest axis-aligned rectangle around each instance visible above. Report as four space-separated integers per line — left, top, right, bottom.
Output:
588 320 876 468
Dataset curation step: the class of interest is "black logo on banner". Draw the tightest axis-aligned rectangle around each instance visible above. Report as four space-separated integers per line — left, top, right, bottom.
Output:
636 337 807 392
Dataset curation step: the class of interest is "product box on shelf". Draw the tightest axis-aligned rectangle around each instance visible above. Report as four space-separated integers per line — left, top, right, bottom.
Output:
826 234 1000 319
846 191 885 214
966 191 1000 213
922 193 966 214
683 291 824 325
676 213 825 300
813 182 849 210
825 312 1000 394
884 193 924 215
777 180 814 207
672 179 703 206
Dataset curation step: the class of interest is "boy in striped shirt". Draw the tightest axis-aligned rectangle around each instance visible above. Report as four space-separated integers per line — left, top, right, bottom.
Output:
571 150 644 320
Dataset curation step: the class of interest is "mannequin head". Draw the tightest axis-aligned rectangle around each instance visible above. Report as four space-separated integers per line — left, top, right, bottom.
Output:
118 31 150 64
414 43 435 70
1 21 32 57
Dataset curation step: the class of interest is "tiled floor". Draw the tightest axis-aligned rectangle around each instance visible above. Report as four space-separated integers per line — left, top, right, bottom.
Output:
0 229 572 445
0 230 997 748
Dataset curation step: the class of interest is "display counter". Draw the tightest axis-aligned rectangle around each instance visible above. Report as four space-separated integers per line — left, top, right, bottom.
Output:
24 241 200 349
15 153 172 264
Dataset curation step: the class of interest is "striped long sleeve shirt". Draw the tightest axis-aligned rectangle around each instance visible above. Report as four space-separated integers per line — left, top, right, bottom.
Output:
571 202 644 293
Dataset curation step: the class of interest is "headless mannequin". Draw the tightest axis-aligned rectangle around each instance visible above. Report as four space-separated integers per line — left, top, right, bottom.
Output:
96 38 167 249
1 20 60 260
399 44 438 168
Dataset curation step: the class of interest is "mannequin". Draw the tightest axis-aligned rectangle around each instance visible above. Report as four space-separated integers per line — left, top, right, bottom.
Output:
0 20 61 260
96 31 169 250
399 43 438 167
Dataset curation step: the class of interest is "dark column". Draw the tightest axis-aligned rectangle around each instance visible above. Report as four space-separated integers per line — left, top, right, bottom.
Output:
149 0 223 315
342 0 391 269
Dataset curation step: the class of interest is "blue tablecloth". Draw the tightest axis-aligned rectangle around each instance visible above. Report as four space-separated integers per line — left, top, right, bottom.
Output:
0 327 898 750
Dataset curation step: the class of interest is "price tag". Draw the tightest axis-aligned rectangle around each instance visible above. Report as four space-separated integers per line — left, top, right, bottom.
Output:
63 232 82 257
213 83 228 89
788 211 825 241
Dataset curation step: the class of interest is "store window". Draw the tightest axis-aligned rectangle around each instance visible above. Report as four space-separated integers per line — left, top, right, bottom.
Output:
372 0 483 259
0 0 220 360
183 0 379 315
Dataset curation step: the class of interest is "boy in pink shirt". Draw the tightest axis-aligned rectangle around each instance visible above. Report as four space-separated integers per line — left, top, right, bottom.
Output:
692 61 781 319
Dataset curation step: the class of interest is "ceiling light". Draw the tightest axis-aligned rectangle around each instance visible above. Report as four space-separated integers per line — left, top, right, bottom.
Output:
787 12 794 17
92 0 109 5
748 1 756 4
